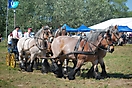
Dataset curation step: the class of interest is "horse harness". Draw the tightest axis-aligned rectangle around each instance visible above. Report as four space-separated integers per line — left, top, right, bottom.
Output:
73 32 113 57
22 37 47 52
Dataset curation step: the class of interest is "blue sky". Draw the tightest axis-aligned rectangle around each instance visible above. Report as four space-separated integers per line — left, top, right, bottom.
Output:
126 0 132 11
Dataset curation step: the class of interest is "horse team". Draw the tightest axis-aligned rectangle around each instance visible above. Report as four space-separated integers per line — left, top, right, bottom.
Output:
16 25 122 80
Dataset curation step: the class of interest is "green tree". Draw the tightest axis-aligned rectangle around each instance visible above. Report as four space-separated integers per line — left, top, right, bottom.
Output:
1 0 131 35
0 0 6 34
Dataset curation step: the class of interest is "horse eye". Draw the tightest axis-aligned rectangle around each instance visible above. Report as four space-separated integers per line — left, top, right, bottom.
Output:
46 32 49 35
108 38 112 41
116 32 119 35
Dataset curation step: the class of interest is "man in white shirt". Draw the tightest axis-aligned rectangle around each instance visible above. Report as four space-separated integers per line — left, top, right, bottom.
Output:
12 26 22 39
24 28 32 38
8 32 13 45
12 26 22 49
7 32 13 52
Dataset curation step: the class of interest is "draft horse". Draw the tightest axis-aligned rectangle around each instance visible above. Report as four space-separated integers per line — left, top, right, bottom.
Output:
50 29 114 80
17 26 50 72
85 25 122 78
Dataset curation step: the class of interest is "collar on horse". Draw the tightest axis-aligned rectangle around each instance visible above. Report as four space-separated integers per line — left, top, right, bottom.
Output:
34 36 47 51
73 32 112 56
22 37 47 51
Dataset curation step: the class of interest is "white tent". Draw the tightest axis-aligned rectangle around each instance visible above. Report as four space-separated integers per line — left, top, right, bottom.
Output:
89 17 132 29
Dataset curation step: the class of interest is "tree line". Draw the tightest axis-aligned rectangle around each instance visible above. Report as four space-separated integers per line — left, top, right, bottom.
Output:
0 0 132 36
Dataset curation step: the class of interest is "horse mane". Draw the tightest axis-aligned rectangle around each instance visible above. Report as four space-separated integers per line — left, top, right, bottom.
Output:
86 32 101 42
35 28 43 37
92 25 114 32
87 25 119 43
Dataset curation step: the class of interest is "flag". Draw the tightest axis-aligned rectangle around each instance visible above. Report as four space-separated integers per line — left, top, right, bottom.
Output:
8 0 19 9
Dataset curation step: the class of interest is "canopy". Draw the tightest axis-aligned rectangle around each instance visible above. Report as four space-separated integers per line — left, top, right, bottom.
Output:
118 26 132 32
77 24 92 32
62 24 78 32
89 17 132 30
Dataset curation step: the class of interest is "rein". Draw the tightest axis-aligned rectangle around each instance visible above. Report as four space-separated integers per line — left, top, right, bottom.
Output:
73 32 108 56
22 32 47 51
34 35 47 51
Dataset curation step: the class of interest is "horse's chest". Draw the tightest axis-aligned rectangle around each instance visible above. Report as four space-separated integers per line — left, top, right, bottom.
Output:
84 55 98 62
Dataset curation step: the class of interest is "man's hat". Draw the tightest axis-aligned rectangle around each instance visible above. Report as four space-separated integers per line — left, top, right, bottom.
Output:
28 28 32 31
15 26 20 29
43 25 50 30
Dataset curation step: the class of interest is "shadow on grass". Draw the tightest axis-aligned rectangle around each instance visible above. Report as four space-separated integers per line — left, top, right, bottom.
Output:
107 73 132 79
80 70 132 79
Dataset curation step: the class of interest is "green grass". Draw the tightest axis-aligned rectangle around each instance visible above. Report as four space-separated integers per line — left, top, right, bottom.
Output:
0 41 132 88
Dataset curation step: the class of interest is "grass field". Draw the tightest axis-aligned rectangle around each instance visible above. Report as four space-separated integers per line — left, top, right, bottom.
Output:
0 40 132 88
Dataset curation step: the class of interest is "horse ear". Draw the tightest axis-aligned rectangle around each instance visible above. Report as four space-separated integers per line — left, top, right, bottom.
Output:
114 25 118 29
103 34 107 39
106 30 110 34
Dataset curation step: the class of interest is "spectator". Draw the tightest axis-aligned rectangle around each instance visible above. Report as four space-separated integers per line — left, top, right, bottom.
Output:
0 34 2 42
61 27 67 36
7 32 13 52
24 28 32 38
12 26 22 39
8 32 13 45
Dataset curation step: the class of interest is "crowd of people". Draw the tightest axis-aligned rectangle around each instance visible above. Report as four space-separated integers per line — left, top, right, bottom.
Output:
7 26 34 46
3 25 132 47
7 26 35 53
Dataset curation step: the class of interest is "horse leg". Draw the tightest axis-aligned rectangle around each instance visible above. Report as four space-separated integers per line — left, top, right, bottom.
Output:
63 59 68 77
93 60 101 79
51 59 64 78
68 59 84 80
19 51 26 70
99 58 108 78
26 54 35 72
86 64 94 78
72 59 81 76
41 59 50 74
33 58 39 70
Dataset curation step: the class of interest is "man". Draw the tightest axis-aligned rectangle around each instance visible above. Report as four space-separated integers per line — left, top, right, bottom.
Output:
12 26 22 49
12 26 22 39
24 28 32 38
0 34 2 42
7 32 13 52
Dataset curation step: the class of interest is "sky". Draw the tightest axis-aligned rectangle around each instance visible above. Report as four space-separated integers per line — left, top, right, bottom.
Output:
126 0 132 11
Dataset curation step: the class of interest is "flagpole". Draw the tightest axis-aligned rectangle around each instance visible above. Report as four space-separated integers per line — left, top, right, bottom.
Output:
14 9 16 28
6 0 9 39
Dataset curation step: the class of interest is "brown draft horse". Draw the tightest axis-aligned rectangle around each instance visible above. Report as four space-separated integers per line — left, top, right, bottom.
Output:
85 25 122 78
70 25 122 79
50 29 115 80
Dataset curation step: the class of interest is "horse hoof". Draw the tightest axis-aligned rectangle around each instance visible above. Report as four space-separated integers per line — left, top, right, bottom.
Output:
95 76 101 80
20 63 26 70
41 70 48 74
27 68 33 72
26 66 33 72
55 73 64 78
101 73 109 78
68 75 75 80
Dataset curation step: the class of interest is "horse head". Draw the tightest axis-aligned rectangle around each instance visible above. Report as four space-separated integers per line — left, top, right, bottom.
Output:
107 25 124 46
98 30 114 53
42 26 51 39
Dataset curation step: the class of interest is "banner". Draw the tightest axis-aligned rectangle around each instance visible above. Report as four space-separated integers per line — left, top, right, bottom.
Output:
8 0 19 9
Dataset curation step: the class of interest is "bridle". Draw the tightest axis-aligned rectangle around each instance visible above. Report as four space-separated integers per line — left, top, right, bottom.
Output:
75 31 114 54
91 32 114 52
34 30 48 50
110 26 122 44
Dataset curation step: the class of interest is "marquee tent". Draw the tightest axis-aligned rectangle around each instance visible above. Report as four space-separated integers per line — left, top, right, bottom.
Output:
62 24 78 32
118 26 132 32
89 17 132 32
77 24 92 32
62 24 92 32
